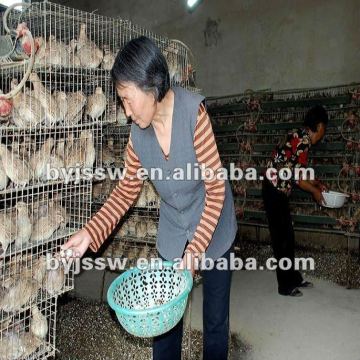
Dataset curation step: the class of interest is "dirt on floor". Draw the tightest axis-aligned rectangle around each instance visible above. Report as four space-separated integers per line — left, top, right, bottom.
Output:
54 297 251 360
54 242 358 359
237 240 360 288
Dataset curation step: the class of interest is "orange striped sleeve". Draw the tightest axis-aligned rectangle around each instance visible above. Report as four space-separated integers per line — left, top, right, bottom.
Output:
184 103 225 257
84 136 143 252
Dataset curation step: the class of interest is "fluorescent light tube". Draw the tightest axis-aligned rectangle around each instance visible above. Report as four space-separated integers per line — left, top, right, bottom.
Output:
187 0 200 8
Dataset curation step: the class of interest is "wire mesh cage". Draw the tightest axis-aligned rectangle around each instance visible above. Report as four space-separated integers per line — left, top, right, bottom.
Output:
0 181 91 308
0 177 91 355
4 1 119 69
210 83 360 235
0 182 91 256
96 122 129 170
264 83 360 101
0 124 103 190
206 83 360 115
2 1 200 92
93 190 160 270
0 63 112 131
92 179 160 265
120 20 198 90
0 296 58 359
0 2 203 357
1 2 119 132
102 237 159 270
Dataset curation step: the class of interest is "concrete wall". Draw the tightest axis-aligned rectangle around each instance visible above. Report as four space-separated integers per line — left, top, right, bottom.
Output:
53 0 360 96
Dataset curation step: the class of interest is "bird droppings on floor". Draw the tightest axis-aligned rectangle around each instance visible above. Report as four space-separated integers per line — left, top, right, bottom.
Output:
53 242 359 359
237 241 360 288
55 297 252 360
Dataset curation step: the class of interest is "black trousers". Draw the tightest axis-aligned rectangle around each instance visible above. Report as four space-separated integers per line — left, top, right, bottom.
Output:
153 243 234 360
261 178 303 294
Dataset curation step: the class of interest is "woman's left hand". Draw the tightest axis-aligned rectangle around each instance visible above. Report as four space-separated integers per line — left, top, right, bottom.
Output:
179 252 197 277
312 187 326 205
318 182 328 192
311 179 327 192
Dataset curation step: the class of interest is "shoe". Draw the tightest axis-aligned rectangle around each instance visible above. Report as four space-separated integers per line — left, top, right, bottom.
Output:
279 287 303 297
298 280 314 288
288 288 303 297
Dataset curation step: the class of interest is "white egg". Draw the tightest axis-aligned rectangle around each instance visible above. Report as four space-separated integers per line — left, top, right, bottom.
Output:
65 249 73 257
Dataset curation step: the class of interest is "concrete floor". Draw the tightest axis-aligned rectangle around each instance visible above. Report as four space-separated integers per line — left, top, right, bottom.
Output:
73 267 360 359
186 270 360 360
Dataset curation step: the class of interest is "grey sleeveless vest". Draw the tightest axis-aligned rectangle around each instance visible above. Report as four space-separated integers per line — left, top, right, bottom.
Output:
131 86 238 261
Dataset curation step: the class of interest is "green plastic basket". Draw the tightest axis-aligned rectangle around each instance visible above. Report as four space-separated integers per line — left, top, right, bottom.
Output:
107 261 193 338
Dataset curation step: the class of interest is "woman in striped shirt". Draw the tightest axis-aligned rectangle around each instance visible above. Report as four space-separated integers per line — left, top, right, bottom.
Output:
62 36 237 360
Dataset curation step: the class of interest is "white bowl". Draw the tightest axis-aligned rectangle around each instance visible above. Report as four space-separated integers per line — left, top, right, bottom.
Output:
321 191 350 208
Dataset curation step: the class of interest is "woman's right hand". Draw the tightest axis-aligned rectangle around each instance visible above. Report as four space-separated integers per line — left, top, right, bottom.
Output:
312 188 326 206
61 228 93 258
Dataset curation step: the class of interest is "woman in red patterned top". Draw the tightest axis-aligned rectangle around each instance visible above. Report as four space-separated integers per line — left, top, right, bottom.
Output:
262 105 328 297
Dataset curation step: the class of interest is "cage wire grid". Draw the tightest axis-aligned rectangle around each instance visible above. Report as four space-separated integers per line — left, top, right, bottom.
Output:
0 1 202 358
208 84 360 239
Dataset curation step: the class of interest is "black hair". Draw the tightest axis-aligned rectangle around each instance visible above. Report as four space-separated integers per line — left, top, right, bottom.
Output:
303 105 329 132
111 36 170 102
